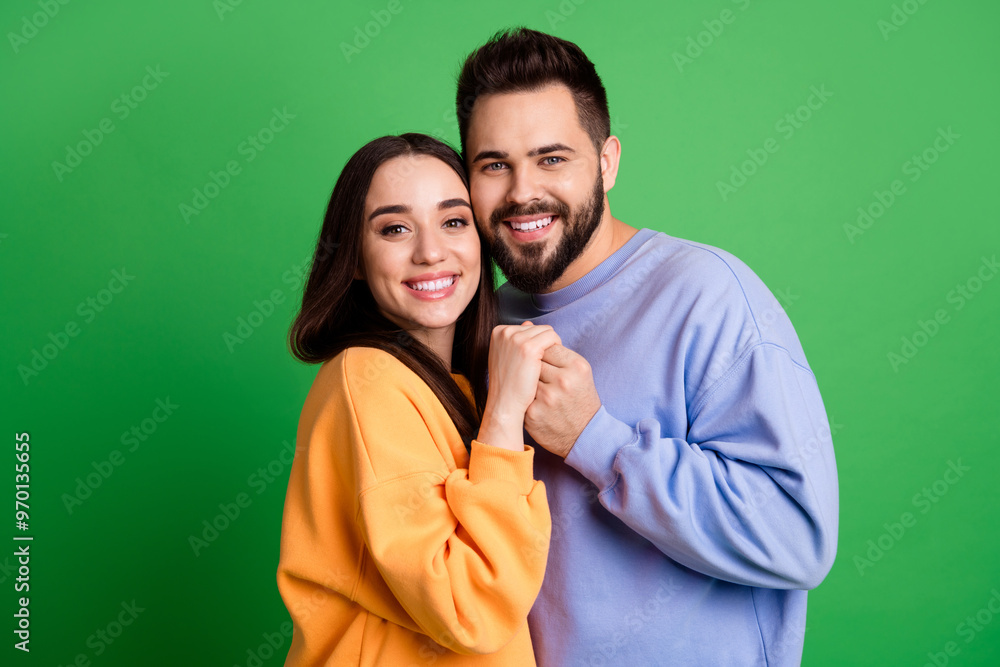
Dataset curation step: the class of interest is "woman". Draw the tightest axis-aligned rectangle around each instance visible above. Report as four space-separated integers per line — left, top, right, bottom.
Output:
277 133 557 666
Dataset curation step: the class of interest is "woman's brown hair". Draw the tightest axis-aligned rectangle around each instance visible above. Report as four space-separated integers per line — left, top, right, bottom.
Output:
288 133 497 447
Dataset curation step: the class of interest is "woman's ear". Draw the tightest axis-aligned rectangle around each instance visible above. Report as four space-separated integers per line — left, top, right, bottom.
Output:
354 264 365 281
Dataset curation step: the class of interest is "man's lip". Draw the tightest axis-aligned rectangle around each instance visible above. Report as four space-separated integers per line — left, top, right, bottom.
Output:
502 216 557 242
404 271 458 283
503 213 557 225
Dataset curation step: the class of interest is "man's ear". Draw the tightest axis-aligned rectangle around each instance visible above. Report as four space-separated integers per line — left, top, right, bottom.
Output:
599 135 622 192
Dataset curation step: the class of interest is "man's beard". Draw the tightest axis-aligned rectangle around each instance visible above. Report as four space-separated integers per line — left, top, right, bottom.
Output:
487 172 605 294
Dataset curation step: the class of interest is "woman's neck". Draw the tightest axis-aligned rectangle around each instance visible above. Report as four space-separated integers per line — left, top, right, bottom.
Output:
409 327 456 371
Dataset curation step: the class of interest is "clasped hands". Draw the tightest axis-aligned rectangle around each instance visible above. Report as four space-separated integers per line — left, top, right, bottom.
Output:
479 321 601 458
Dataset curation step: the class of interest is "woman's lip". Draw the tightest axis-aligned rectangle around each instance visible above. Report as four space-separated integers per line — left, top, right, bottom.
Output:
404 275 458 301
404 271 458 282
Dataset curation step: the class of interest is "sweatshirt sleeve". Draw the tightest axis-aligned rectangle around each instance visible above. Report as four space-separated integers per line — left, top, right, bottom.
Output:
565 341 839 590
344 349 551 654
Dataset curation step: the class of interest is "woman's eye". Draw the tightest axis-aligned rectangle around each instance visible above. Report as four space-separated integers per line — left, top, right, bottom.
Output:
380 224 408 236
443 218 469 229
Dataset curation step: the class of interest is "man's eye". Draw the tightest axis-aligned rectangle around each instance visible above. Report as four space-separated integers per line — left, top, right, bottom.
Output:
380 224 408 236
485 162 507 171
542 156 564 166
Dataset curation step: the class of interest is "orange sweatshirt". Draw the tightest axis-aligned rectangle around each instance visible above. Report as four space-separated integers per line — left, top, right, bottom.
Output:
277 346 551 666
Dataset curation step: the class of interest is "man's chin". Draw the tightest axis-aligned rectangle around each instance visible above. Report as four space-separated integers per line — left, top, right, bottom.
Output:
497 256 563 293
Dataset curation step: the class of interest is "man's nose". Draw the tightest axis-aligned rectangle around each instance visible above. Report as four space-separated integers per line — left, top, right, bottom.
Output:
506 167 543 206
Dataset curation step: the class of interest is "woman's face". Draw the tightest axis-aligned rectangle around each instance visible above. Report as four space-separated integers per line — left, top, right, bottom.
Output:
360 155 481 350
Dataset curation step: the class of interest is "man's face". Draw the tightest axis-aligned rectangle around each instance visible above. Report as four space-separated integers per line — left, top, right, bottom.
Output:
466 84 606 293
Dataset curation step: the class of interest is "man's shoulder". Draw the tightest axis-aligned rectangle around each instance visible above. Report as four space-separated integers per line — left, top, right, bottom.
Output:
619 231 767 305
641 231 753 279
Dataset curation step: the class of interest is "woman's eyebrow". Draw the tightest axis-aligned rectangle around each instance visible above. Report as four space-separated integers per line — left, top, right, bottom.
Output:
368 204 409 221
438 198 472 210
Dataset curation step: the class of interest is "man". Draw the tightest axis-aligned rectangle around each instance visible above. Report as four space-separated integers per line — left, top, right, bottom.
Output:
455 28 839 666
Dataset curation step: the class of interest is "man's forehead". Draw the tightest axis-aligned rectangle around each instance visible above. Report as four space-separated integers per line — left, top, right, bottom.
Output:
466 84 587 152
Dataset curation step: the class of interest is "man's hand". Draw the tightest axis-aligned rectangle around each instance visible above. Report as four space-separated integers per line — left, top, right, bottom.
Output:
524 344 601 458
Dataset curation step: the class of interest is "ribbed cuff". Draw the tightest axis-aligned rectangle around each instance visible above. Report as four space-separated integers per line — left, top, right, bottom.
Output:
468 440 536 495
564 405 637 492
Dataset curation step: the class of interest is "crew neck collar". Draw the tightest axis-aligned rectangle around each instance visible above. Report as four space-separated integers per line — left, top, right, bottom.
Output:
526 227 657 311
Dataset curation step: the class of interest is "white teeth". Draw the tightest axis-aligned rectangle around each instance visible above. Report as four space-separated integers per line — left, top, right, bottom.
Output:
510 216 553 231
407 276 456 292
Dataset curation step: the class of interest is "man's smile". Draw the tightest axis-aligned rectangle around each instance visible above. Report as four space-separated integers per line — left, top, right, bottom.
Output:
502 213 559 243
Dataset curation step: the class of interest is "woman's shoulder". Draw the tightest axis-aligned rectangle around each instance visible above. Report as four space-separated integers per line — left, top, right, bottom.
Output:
312 346 471 408
313 346 423 397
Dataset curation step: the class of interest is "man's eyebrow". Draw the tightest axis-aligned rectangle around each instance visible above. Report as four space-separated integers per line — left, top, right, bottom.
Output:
471 149 507 163
528 143 575 157
438 198 472 210
368 204 409 221
471 144 576 164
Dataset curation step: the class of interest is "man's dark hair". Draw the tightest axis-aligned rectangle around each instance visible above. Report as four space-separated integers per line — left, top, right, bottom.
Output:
456 27 610 158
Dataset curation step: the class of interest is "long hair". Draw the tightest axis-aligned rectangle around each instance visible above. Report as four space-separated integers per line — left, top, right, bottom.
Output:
288 133 497 447
456 27 610 157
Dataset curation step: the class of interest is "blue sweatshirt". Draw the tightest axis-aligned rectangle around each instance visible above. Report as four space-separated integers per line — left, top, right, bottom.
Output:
499 228 839 667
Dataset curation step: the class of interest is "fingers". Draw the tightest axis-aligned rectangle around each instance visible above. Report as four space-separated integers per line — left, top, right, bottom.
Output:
492 323 562 350
539 345 589 384
540 343 576 368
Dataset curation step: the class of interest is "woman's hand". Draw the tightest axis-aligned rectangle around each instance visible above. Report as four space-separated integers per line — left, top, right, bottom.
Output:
477 321 561 451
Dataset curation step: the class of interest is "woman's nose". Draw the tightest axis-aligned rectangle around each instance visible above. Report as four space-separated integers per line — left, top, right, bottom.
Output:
412 228 447 264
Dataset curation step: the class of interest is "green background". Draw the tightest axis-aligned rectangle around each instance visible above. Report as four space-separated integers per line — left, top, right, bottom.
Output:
2 0 998 664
